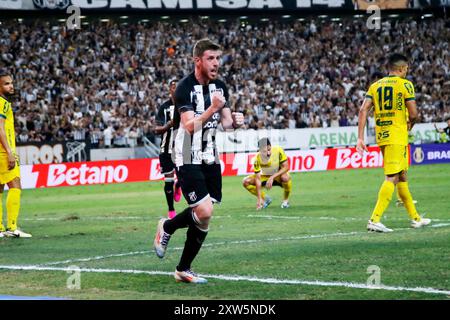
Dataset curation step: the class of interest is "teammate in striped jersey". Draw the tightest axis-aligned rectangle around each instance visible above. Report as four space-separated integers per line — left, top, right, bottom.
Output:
154 79 182 219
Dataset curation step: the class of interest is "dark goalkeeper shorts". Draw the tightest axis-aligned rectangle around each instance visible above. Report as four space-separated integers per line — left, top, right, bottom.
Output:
176 163 222 207
159 153 175 175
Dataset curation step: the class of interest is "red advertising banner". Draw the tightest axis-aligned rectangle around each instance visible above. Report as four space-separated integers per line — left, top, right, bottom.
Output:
19 146 389 190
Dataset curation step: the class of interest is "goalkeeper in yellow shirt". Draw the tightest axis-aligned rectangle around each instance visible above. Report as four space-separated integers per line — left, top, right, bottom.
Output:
357 54 430 232
242 138 292 210
0 70 31 238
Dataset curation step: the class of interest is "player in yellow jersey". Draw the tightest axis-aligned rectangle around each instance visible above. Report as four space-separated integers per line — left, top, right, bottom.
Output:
0 70 31 238
370 72 418 208
357 54 430 232
242 138 292 210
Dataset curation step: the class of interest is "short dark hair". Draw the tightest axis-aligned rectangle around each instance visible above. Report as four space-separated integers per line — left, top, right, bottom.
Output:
0 69 11 79
388 53 408 70
371 72 385 82
193 39 221 58
258 138 271 150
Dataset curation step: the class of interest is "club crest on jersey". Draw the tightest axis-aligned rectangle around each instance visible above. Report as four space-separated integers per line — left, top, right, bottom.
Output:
189 192 197 202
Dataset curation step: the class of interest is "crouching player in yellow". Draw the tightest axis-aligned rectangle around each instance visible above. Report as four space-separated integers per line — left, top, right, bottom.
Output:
242 138 292 210
0 70 31 238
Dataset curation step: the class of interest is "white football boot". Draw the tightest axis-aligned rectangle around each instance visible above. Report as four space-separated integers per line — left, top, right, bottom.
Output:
411 216 431 229
154 218 171 258
367 220 393 233
174 269 208 284
281 200 290 209
4 229 32 238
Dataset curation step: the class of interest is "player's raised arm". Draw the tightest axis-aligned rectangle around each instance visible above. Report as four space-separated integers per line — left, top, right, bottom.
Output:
180 92 225 135
220 108 244 130
357 97 373 156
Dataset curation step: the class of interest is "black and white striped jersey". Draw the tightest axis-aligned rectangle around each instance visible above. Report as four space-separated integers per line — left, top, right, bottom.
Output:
155 99 175 154
172 72 229 166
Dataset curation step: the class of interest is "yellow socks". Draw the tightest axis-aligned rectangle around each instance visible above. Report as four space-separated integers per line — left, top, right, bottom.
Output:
6 188 21 231
282 179 292 200
0 192 4 232
370 180 395 223
244 184 266 199
397 182 421 221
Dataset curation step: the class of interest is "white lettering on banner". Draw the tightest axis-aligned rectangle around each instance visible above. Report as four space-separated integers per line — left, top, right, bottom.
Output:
216 0 247 8
297 0 345 6
0 0 22 9
311 0 345 7
110 0 146 8
290 154 315 171
16 146 390 190
147 0 196 8
233 153 251 175
71 0 108 8
285 150 329 172
17 144 64 165
47 164 129 186
428 151 450 160
150 159 164 180
336 149 382 169
216 127 361 153
410 122 445 143
197 0 212 7
248 0 282 8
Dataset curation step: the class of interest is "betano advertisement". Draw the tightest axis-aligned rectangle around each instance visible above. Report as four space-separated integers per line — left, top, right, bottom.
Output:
18 145 391 189
17 143 449 190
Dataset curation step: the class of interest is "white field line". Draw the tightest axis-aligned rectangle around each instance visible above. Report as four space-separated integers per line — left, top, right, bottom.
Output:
38 223 450 267
22 214 450 223
39 231 361 266
247 215 450 222
22 216 144 222
0 265 449 296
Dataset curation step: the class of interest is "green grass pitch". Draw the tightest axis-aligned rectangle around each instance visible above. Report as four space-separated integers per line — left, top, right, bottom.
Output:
0 164 449 300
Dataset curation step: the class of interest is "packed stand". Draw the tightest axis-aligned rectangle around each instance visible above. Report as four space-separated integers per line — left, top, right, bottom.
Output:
0 16 448 147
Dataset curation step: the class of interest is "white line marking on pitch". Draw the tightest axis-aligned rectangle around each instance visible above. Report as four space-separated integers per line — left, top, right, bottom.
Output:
22 216 145 222
248 215 450 223
39 231 361 266
38 222 450 267
0 265 448 296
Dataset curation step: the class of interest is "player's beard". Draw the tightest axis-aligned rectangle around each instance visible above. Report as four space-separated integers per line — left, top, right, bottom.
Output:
5 89 18 101
203 67 218 81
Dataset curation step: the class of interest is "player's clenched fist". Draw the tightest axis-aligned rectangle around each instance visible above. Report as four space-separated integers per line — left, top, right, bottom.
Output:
232 112 244 128
211 91 226 112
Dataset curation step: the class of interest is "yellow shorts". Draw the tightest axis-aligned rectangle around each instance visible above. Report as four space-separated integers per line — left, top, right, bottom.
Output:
381 144 409 176
246 173 290 187
0 154 21 185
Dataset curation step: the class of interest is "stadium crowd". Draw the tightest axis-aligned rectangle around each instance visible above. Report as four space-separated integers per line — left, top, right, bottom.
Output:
0 16 449 147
